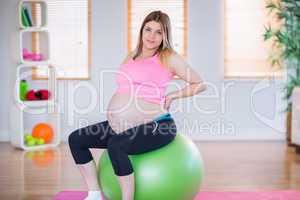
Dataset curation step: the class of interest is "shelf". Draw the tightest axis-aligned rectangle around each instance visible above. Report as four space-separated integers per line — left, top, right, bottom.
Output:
19 27 48 32
19 0 47 29
22 143 60 151
10 104 60 151
20 29 50 63
21 61 49 66
10 0 60 151
16 64 57 108
21 100 56 108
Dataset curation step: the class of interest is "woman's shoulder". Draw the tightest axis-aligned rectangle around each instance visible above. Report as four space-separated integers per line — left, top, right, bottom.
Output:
167 51 185 64
159 50 185 71
168 51 190 73
121 51 135 65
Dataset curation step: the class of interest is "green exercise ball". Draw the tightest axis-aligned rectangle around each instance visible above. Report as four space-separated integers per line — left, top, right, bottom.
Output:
97 134 204 200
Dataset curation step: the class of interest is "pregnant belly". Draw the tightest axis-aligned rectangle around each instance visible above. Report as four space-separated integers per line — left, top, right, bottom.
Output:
107 92 168 133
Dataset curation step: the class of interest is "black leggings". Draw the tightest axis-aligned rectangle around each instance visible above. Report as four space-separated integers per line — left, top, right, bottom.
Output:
68 114 177 176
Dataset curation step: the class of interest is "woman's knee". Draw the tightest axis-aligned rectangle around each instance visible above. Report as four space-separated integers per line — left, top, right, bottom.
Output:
68 129 81 148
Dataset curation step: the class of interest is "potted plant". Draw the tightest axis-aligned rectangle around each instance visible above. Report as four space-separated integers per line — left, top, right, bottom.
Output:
263 0 300 145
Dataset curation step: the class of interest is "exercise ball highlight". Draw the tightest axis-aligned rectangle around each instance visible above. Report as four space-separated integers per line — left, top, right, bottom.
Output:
98 134 204 200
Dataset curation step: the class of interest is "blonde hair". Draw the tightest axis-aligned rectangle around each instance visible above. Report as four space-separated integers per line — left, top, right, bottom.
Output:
125 11 175 69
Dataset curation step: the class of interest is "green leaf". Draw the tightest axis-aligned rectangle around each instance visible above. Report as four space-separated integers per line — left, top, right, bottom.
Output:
263 0 300 112
263 25 274 41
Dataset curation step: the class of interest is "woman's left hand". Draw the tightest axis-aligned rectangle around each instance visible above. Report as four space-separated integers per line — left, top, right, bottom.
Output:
164 94 176 110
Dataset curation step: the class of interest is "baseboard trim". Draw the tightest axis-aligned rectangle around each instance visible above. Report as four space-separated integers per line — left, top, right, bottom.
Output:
181 129 286 141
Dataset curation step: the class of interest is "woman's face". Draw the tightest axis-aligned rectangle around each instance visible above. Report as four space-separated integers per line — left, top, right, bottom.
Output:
142 21 164 50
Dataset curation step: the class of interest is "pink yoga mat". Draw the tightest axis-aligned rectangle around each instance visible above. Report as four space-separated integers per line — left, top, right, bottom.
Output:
53 190 300 200
195 190 300 200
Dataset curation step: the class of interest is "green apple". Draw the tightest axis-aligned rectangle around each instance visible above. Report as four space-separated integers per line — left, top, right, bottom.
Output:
24 134 33 142
36 138 45 145
26 138 36 146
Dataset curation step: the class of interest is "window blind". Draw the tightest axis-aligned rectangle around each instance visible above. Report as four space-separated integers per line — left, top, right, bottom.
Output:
224 0 283 78
36 0 91 79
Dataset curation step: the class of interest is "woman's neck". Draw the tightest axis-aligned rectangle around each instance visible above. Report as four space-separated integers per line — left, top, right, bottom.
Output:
140 47 158 58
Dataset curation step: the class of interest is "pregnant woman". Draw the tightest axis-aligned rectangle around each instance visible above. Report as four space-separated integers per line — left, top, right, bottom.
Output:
68 10 206 200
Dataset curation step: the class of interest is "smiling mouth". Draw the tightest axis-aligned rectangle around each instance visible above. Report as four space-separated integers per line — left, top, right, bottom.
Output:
147 40 155 43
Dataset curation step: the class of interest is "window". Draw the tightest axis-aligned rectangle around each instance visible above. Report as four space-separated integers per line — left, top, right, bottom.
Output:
224 0 283 78
128 0 187 57
33 0 91 79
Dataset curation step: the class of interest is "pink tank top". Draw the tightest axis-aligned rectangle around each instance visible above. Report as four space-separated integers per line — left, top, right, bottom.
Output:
115 53 174 105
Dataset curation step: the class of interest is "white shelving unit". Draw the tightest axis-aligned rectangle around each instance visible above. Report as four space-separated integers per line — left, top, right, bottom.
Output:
10 104 60 150
10 0 60 151
20 28 50 64
18 0 48 29
15 64 57 108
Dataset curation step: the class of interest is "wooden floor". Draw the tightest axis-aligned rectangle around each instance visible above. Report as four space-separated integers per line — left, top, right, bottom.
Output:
0 140 300 200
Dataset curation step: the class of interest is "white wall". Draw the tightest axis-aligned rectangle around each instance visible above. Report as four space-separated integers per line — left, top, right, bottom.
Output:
0 0 18 141
0 0 287 142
